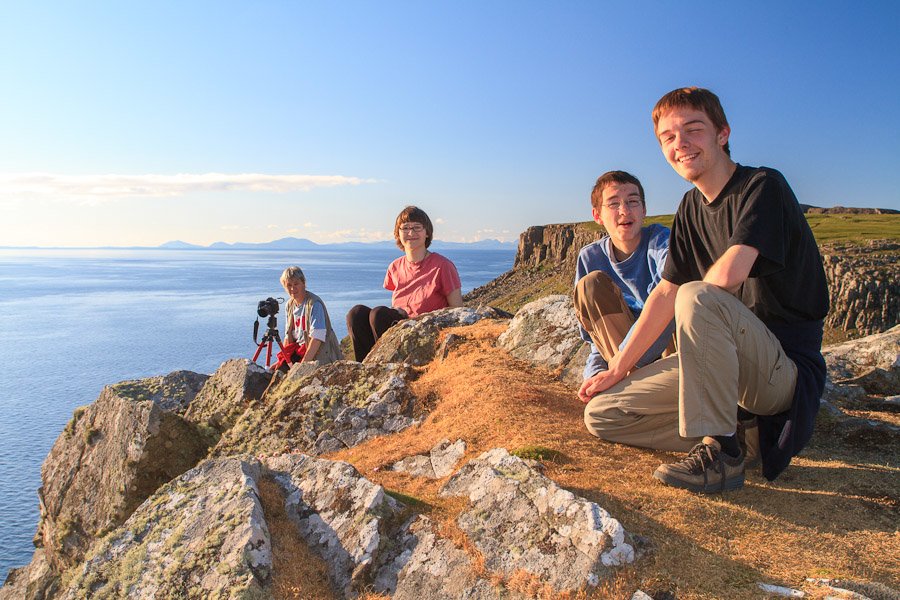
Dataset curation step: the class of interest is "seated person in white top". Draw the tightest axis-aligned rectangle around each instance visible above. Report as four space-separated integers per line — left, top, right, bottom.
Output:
275 266 342 370
573 170 684 451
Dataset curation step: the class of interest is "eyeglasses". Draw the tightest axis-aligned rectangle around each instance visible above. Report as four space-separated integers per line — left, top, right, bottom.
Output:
602 199 643 212
399 224 425 233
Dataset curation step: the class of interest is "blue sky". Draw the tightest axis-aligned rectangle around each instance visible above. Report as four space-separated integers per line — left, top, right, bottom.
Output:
0 1 898 247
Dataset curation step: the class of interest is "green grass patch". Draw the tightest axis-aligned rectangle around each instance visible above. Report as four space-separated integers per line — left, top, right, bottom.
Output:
805 213 900 244
510 445 565 462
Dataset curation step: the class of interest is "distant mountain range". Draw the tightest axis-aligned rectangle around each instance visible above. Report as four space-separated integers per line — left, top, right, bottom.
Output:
158 236 516 250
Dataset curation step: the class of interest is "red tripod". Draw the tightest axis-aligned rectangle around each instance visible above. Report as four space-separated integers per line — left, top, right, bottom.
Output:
252 315 285 369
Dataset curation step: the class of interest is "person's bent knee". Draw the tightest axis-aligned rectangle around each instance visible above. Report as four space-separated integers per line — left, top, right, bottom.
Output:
575 271 627 316
675 281 729 320
583 393 628 440
346 305 371 329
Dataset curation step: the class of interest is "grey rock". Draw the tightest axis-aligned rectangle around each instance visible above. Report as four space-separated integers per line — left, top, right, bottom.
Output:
391 439 467 479
756 582 805 597
498 295 587 383
36 378 212 572
365 306 502 366
382 516 501 600
264 454 402 597
183 358 271 431
807 577 900 600
560 342 592 388
60 457 272 600
440 448 635 593
823 325 900 380
836 367 900 397
212 361 422 458
430 439 467 478
105 370 209 414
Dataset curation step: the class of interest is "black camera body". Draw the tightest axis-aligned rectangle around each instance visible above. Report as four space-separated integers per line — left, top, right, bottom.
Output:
257 297 280 318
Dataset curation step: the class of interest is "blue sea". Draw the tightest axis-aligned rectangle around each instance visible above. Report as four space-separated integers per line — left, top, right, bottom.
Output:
0 246 514 577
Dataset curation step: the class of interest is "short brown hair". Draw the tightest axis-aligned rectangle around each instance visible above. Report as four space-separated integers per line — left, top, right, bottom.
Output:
393 205 434 250
652 87 730 156
590 170 645 211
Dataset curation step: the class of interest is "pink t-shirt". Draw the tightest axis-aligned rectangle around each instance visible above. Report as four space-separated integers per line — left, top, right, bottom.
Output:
384 252 462 317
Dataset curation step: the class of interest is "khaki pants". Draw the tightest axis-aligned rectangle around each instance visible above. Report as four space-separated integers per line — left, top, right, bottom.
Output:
581 281 797 452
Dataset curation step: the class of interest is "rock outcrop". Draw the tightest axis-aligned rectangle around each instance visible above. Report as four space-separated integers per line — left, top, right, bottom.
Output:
498 294 587 386
60 457 272 599
212 361 422 458
821 241 900 337
365 306 505 366
23 448 638 599
183 358 270 431
440 449 636 589
390 438 467 479
36 373 213 573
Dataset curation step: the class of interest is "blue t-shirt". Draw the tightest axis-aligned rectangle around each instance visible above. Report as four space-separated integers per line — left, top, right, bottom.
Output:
574 223 674 378
293 300 327 342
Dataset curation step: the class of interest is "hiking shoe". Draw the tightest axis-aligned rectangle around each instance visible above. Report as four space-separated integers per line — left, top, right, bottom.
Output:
737 417 761 470
653 437 745 493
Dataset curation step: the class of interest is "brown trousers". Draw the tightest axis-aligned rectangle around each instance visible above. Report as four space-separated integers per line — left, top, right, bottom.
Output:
576 279 797 452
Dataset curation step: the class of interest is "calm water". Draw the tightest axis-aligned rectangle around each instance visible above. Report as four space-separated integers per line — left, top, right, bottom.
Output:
0 246 514 576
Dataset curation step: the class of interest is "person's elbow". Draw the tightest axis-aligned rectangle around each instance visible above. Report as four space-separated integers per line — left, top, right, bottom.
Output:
447 288 463 308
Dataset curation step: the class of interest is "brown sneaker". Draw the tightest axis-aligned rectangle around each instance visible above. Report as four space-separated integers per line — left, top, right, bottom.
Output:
653 437 745 493
737 417 760 470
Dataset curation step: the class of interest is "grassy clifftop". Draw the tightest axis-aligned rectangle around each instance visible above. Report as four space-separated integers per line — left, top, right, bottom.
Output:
466 213 900 328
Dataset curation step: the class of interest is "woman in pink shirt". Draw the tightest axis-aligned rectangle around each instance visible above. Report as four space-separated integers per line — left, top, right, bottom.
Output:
346 206 463 361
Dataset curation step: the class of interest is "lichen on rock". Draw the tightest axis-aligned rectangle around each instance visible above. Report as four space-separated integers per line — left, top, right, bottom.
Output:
440 448 636 592
59 457 272 600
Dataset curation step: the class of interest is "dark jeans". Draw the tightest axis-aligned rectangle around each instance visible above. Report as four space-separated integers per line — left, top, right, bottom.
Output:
346 305 405 361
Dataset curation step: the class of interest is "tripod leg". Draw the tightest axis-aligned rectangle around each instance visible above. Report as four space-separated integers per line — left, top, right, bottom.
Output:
266 340 274 368
252 341 267 364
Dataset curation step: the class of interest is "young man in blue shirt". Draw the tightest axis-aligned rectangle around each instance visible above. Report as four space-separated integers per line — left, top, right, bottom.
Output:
574 171 691 452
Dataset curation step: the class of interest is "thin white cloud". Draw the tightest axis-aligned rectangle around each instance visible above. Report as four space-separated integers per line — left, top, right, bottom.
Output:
316 228 392 242
0 172 376 203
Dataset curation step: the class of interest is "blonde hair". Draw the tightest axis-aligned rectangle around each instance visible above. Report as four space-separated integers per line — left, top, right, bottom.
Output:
279 266 305 289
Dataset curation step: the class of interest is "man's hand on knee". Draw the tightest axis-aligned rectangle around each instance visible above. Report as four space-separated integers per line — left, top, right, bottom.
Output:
578 369 624 403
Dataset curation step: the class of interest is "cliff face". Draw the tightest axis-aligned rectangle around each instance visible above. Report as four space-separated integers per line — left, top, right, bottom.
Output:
468 224 900 339
821 241 900 338
513 223 597 270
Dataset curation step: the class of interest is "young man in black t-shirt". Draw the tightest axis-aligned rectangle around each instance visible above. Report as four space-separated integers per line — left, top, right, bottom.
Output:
579 87 828 492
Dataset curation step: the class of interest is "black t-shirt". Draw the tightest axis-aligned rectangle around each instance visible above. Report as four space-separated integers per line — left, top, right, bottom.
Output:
662 165 828 324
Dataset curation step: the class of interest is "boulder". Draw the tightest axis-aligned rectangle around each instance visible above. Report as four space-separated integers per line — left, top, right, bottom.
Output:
183 358 271 431
104 370 209 414
822 325 900 380
365 306 504 366
498 295 586 378
37 374 213 572
212 361 422 458
390 439 467 479
440 448 636 593
377 516 500 600
263 454 404 597
59 457 272 600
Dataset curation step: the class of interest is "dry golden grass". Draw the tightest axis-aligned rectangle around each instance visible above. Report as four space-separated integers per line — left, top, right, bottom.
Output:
327 320 899 599
258 475 339 599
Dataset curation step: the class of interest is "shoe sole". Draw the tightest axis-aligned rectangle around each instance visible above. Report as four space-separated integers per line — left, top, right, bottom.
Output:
652 470 745 494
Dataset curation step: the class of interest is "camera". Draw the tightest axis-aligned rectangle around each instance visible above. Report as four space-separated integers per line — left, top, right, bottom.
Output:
257 297 280 318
